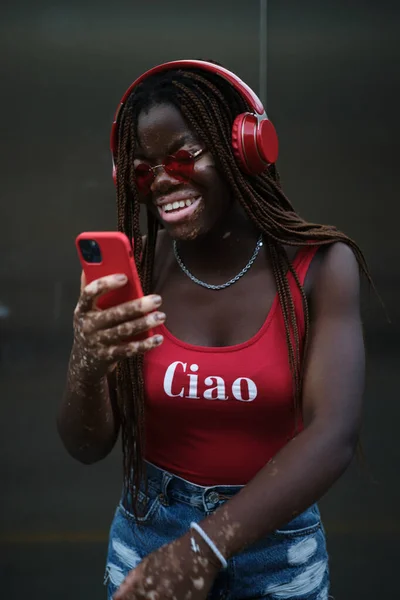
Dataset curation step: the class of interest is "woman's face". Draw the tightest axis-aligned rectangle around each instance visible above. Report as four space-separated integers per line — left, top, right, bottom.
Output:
133 102 232 240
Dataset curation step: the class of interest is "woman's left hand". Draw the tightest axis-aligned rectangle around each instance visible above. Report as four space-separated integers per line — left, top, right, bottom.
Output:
113 531 221 600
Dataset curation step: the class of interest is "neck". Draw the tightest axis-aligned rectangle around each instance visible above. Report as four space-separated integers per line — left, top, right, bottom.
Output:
175 204 262 275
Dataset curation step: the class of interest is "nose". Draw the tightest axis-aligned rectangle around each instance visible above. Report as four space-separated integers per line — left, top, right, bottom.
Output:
150 165 181 194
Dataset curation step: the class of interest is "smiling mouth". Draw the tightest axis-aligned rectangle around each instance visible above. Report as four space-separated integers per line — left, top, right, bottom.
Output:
157 196 202 223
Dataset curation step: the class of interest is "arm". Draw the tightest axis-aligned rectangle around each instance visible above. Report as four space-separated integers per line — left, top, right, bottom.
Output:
201 242 365 557
57 348 120 464
57 272 164 464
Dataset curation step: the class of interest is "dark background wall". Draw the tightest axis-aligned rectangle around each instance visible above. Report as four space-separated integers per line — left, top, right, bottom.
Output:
0 1 399 598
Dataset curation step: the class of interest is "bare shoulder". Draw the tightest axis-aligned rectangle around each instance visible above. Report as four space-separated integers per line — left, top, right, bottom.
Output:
315 242 360 286
310 242 362 315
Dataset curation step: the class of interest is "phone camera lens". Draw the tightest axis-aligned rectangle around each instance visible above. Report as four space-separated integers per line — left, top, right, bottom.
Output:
79 239 102 263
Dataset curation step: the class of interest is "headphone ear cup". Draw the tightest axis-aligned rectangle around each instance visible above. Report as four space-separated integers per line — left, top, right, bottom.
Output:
256 118 279 165
231 113 269 175
232 113 278 175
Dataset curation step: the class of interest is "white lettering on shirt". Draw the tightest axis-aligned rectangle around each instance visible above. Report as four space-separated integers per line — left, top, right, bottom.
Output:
163 361 186 397
188 364 200 399
203 377 228 401
232 377 258 402
163 361 257 402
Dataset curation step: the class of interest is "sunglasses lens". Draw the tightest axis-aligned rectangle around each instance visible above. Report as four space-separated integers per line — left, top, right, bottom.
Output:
134 163 153 192
165 150 195 181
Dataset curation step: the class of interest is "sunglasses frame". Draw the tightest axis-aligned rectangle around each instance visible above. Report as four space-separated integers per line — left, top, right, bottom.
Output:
134 148 204 193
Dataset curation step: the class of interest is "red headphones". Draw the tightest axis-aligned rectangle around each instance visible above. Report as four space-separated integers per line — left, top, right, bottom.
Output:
110 59 279 182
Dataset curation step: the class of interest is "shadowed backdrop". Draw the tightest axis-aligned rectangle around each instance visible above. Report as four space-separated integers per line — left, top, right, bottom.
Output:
0 1 399 598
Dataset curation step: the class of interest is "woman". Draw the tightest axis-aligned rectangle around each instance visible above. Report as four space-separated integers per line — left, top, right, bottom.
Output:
58 60 367 600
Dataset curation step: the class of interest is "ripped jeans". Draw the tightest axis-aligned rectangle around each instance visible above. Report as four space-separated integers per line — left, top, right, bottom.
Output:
104 462 330 600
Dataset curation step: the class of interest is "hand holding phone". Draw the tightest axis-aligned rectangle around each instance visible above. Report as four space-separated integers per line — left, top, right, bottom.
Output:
74 232 165 374
76 231 146 312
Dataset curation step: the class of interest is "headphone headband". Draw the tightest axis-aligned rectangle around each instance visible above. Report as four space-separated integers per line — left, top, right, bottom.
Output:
110 59 266 156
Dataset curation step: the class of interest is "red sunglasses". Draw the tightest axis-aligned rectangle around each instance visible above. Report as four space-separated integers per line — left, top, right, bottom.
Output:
134 148 204 194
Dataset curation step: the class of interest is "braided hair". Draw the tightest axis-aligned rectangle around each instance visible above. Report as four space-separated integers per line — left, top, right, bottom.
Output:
113 67 371 519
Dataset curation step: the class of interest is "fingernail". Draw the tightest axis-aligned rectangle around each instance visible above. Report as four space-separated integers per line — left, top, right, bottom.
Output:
114 274 127 282
154 312 166 321
154 335 164 344
152 295 162 306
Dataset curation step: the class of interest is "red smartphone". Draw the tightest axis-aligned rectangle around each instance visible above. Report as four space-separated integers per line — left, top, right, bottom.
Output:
75 231 153 339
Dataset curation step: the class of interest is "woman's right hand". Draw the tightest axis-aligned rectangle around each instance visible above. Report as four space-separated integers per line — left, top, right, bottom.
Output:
72 272 165 376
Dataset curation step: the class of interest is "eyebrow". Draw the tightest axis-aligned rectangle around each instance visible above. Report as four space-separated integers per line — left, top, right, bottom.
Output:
135 133 196 161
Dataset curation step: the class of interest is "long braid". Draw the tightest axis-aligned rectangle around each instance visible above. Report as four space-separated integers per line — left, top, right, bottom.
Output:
112 66 373 517
115 101 148 518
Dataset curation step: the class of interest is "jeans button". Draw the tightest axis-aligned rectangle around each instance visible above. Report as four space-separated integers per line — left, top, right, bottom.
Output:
208 491 220 503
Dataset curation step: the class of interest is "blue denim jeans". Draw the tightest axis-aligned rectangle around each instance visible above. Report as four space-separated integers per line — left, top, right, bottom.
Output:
105 462 330 599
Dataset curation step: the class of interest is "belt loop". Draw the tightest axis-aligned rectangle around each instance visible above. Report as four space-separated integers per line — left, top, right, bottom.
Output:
202 486 210 513
160 471 173 506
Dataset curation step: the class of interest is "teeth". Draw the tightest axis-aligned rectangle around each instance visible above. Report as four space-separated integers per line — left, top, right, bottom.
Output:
162 197 198 212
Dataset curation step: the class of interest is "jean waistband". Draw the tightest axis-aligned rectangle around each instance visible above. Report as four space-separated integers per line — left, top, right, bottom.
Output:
144 461 244 512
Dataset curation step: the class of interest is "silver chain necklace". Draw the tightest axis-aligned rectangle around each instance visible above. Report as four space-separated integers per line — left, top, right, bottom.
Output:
173 235 264 290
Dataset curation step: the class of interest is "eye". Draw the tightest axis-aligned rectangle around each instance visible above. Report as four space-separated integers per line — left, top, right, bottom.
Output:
134 163 154 193
135 162 150 172
173 149 195 163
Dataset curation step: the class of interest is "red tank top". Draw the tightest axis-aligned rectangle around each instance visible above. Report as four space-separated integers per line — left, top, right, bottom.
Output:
143 246 318 485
